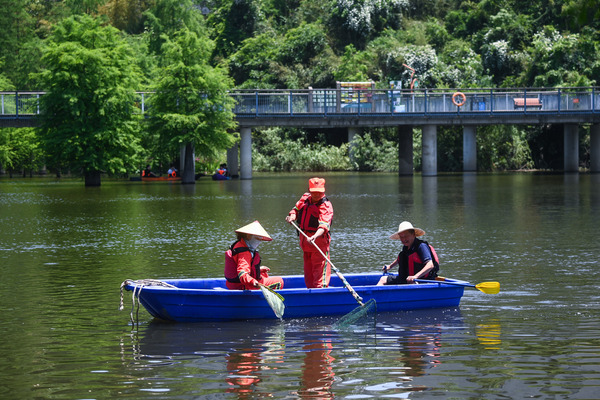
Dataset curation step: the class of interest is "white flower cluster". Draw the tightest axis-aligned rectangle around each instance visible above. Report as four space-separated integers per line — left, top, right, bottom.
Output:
335 0 408 34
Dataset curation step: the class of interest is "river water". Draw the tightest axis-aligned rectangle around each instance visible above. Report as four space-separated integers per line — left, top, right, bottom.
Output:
1 172 599 399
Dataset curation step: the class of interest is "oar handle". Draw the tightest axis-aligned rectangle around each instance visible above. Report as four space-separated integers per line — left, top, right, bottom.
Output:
415 278 475 288
290 221 364 306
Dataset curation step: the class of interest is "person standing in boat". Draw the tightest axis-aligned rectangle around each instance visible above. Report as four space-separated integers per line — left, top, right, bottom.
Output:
225 220 284 290
285 177 334 288
377 221 439 286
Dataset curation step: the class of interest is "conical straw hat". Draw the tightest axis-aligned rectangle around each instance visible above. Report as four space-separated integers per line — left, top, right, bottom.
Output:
235 220 272 241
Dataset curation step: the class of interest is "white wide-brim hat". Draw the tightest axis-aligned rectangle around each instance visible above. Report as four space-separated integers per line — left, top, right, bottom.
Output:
389 221 425 240
235 220 273 241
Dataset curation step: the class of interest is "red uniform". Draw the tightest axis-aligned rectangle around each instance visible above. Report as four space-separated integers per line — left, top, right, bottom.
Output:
224 239 283 290
291 192 334 288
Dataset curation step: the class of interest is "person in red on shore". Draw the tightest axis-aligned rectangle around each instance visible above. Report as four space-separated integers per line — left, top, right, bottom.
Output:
285 177 334 288
224 221 284 291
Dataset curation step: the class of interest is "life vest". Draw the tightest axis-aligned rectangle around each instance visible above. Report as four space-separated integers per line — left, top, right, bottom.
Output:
224 240 261 283
297 196 331 234
406 240 440 278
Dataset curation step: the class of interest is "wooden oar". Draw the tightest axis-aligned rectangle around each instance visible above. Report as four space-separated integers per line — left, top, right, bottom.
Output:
415 278 500 294
290 221 367 307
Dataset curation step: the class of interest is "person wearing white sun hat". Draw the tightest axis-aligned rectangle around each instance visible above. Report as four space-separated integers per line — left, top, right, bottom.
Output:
224 221 284 290
377 221 440 286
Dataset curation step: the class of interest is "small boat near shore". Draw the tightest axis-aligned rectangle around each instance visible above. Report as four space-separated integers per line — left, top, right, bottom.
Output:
121 273 466 322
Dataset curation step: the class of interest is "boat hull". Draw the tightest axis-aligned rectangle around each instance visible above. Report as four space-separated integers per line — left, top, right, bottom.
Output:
124 273 465 322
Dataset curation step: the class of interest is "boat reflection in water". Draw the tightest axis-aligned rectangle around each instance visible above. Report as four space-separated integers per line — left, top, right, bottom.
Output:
128 308 463 397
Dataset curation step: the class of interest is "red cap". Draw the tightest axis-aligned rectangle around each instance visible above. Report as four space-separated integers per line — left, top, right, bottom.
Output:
308 177 325 192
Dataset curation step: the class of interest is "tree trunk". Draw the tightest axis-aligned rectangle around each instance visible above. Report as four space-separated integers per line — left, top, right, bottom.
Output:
182 142 196 185
85 170 101 186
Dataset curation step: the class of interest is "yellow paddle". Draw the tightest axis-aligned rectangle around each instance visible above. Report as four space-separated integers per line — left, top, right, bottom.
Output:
415 278 500 294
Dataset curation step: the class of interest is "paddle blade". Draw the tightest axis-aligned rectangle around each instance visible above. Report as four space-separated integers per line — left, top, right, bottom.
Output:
475 281 500 294
334 299 377 330
260 285 285 319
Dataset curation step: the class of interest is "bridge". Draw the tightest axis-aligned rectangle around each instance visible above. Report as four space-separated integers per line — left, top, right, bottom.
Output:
2 87 600 177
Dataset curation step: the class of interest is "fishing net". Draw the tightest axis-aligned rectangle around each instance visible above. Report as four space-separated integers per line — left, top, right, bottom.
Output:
259 285 285 319
334 299 377 330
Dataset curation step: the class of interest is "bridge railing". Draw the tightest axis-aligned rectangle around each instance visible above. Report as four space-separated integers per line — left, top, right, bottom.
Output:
1 87 598 120
231 87 599 116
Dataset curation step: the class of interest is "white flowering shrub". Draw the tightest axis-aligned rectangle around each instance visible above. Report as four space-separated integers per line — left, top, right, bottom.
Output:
385 44 437 87
331 0 408 38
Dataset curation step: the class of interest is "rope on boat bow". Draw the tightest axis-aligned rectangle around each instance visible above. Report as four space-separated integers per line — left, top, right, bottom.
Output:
119 279 176 325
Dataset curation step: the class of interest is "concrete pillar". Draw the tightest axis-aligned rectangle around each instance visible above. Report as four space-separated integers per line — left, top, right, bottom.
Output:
463 126 477 172
348 127 359 143
227 143 239 178
591 124 600 173
564 124 579 173
422 125 437 176
240 127 252 180
348 127 359 164
398 125 413 175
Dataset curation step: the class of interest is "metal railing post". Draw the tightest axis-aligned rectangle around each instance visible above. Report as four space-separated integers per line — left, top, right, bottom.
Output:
557 88 561 113
255 91 258 117
15 92 18 118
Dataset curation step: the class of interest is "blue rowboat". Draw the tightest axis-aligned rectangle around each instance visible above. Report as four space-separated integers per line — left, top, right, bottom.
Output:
123 273 465 322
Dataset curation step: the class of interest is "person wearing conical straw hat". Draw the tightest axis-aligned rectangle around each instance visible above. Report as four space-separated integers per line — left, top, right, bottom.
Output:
224 221 284 290
285 177 334 288
377 221 440 286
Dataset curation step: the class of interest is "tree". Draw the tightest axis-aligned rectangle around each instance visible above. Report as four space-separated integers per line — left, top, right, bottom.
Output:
144 0 205 56
148 28 238 184
37 15 142 186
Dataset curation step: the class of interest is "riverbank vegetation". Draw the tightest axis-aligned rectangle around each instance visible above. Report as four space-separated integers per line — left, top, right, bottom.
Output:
0 0 598 180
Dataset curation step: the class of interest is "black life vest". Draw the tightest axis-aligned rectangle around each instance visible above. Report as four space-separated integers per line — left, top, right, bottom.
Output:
399 239 440 279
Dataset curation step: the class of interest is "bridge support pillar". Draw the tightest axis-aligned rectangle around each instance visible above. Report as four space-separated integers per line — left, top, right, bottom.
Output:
463 126 477 172
240 127 253 180
227 143 239 178
422 125 437 176
398 125 413 175
591 124 600 173
564 124 579 173
348 127 359 164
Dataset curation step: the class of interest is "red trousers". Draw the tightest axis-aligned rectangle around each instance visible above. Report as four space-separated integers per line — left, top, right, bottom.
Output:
303 249 331 288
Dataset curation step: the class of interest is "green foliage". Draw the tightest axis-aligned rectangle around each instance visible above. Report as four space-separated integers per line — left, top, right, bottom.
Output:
334 45 371 82
207 0 263 60
477 125 534 171
147 28 238 158
0 128 43 176
349 132 399 172
521 26 599 87
253 128 352 172
329 0 408 49
37 14 143 184
144 0 205 56
100 0 154 34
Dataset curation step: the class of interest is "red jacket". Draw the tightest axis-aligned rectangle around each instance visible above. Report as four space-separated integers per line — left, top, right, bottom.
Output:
224 239 261 289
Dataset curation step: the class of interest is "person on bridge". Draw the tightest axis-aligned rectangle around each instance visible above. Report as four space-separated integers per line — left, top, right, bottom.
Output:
377 221 439 285
224 221 284 291
285 177 334 288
